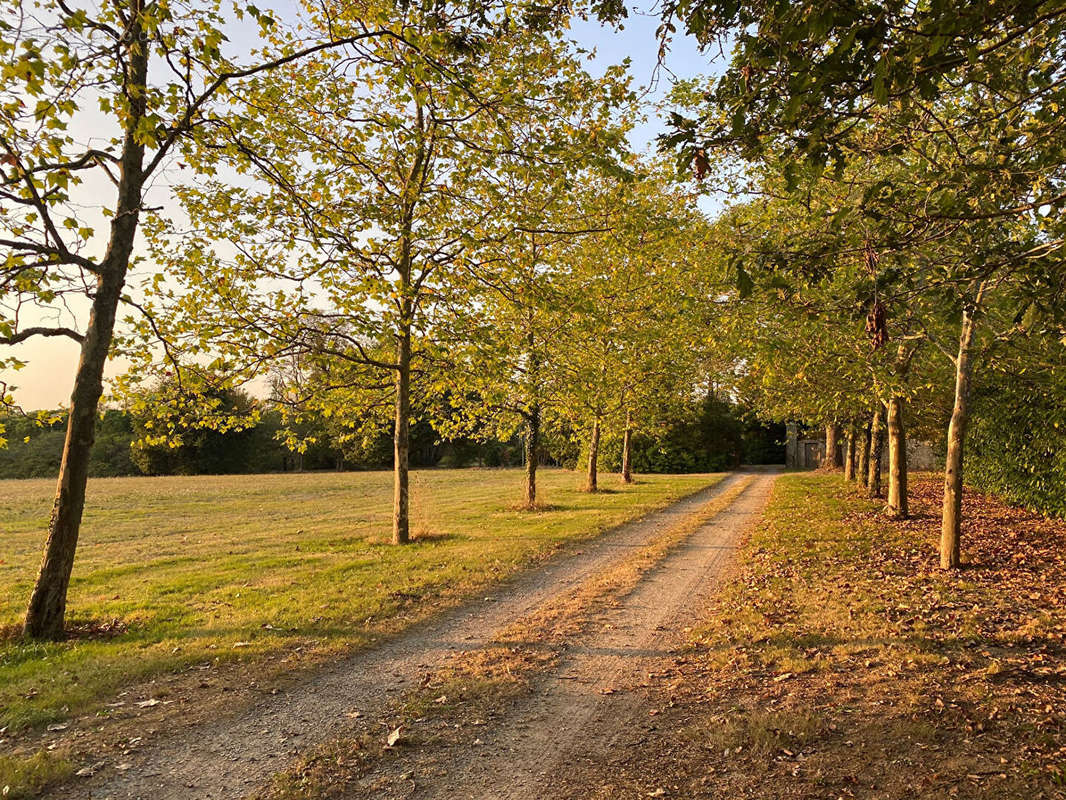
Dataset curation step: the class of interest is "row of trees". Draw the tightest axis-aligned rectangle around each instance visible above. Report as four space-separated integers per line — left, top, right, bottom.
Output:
666 0 1066 566
4 0 1062 641
1 0 733 639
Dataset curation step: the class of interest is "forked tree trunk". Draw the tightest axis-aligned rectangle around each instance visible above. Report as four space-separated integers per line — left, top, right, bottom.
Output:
825 423 840 470
941 303 979 569
524 405 540 508
857 419 872 488
585 418 601 492
886 396 908 518
868 405 885 498
844 427 856 481
392 325 411 545
621 410 633 484
24 21 148 640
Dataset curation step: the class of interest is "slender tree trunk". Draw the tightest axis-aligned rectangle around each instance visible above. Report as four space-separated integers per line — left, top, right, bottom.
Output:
857 419 872 488
522 315 541 508
868 405 885 498
390 92 428 546
621 410 633 484
886 395 909 518
585 418 600 492
24 20 147 640
393 324 411 545
844 426 856 481
941 303 980 569
524 405 539 508
825 423 840 470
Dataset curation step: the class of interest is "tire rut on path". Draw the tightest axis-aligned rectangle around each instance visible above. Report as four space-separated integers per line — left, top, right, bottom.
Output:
355 471 778 800
66 474 746 800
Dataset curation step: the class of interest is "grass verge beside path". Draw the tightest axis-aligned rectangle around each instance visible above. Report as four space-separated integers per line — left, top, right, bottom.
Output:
581 473 1066 799
0 469 719 748
260 476 756 799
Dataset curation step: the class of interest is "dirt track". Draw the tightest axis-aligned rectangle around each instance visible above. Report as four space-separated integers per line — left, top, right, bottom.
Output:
67 470 776 800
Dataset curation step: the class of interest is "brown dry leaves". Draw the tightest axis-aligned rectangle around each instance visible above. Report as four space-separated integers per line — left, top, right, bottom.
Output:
572 474 1066 800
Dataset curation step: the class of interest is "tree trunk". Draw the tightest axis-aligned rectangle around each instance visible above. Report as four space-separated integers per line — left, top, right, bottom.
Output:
24 269 130 639
844 426 856 481
886 395 908 518
621 410 633 484
24 21 148 640
825 423 840 470
857 419 872 488
585 418 600 492
524 405 539 508
392 325 411 545
868 405 885 498
941 304 979 569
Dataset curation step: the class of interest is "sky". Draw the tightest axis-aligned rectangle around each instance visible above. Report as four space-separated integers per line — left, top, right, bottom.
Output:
1 5 724 411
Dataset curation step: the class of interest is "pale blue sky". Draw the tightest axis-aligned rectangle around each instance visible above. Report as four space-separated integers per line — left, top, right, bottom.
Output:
570 12 719 151
4 9 725 410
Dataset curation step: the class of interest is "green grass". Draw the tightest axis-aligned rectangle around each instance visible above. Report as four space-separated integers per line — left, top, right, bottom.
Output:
0 467 721 734
0 751 73 799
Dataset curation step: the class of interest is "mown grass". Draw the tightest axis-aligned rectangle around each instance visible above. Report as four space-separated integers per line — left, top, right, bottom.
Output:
0 468 720 737
0 751 73 799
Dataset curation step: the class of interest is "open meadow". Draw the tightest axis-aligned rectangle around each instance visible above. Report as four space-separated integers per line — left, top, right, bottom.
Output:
0 468 719 737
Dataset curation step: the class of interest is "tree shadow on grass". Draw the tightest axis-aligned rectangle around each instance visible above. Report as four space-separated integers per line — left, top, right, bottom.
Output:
410 531 460 544
1 616 130 643
506 502 566 513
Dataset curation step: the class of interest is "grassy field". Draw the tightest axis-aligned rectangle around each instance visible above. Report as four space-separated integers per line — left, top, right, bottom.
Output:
0 468 720 737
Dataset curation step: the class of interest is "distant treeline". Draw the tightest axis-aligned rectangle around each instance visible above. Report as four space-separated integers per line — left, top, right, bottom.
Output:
0 393 784 480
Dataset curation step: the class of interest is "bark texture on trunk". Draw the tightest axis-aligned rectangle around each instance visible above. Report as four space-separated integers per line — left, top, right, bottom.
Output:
621 410 633 483
524 405 540 508
825 423 840 470
24 269 130 639
868 406 885 498
941 305 979 569
857 419 872 488
844 427 856 481
585 418 601 492
392 328 411 545
886 396 909 518
24 18 147 640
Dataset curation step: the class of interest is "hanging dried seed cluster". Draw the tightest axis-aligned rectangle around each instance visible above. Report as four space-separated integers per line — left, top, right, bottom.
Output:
864 242 887 350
